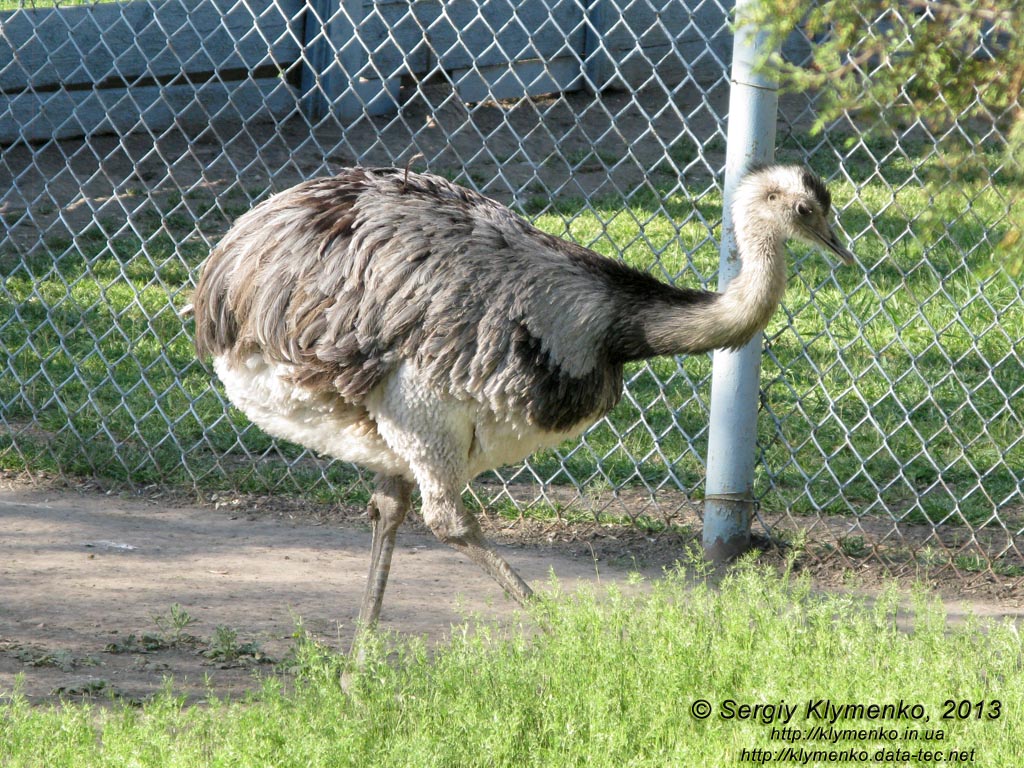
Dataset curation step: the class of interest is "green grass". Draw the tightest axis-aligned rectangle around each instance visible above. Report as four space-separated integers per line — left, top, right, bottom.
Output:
2 562 1023 766
1 140 1021 529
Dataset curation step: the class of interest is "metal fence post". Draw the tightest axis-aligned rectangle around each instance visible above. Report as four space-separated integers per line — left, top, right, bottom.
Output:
702 0 779 563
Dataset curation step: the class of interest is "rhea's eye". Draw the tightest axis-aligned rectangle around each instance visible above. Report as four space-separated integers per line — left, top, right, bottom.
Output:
768 192 778 203
795 200 813 217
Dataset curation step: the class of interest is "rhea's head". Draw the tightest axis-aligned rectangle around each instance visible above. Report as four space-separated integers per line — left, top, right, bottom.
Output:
734 164 856 266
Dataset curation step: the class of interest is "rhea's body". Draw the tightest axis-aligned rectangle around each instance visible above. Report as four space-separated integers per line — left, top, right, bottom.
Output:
193 165 853 628
196 168 722 486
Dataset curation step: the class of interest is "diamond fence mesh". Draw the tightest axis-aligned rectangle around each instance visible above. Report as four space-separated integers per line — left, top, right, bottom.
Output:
1 0 1021 586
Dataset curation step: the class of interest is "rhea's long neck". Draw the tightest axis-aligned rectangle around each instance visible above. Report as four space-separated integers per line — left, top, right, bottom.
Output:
611 220 788 361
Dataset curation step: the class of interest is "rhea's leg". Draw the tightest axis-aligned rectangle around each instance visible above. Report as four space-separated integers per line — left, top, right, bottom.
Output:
366 365 533 605
421 489 533 606
357 474 414 629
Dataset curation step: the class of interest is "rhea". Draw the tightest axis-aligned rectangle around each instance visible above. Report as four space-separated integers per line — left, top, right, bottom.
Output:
192 164 854 629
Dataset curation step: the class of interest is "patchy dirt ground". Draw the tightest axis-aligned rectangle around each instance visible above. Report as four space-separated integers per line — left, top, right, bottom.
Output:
3 478 1023 707
0 480 677 705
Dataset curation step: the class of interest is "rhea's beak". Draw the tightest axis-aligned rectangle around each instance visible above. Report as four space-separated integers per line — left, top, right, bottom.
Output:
805 221 857 266
823 225 856 266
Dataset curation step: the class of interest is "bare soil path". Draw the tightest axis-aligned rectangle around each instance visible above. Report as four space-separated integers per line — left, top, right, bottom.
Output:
0 483 665 704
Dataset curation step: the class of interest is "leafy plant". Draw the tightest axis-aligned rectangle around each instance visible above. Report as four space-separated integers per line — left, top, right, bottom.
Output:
204 626 265 663
152 603 199 646
840 535 871 558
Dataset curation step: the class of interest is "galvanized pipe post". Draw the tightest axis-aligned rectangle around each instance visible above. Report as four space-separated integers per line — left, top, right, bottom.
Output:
702 0 779 563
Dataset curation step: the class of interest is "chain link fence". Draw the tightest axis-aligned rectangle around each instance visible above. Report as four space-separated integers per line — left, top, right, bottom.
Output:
1 0 1021 587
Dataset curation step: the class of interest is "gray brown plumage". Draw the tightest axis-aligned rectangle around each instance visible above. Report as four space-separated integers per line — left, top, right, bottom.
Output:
193 164 853 630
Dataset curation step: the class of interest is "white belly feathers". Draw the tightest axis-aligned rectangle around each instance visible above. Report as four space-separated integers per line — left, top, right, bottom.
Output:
213 354 590 484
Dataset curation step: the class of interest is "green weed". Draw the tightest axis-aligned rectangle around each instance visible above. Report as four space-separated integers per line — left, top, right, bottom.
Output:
152 604 198 647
